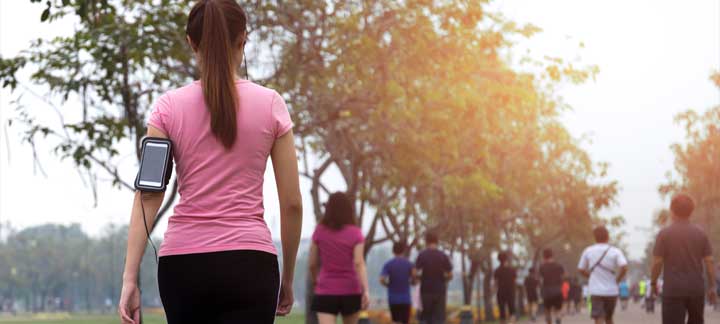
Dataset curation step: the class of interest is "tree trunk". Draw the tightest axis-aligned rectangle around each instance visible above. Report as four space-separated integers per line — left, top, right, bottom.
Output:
85 282 91 314
461 250 472 305
463 274 473 306
482 267 494 322
40 291 46 312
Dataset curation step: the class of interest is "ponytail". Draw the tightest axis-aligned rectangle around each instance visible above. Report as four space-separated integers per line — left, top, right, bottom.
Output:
186 0 247 149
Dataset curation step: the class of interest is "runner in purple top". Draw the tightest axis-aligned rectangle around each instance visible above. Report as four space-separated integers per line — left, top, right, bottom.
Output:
310 192 371 324
381 242 416 324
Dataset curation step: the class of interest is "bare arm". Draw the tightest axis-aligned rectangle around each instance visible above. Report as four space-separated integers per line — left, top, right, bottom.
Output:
650 256 664 293
578 251 590 278
354 243 371 296
271 130 303 288
309 242 320 285
411 268 419 285
122 126 167 285
119 126 166 323
616 265 628 283
706 257 717 289
122 192 164 282
578 269 590 278
705 256 717 302
445 271 453 282
380 276 389 287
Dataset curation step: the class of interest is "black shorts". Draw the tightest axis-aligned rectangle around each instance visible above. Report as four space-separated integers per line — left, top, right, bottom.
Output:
497 293 516 320
389 303 411 324
526 290 539 303
311 294 362 316
158 249 280 324
591 296 618 320
543 294 564 310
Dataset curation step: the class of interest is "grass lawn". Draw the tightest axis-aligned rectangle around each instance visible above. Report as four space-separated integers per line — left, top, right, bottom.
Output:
0 313 305 324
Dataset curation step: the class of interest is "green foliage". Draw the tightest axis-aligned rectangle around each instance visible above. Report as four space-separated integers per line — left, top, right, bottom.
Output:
2 0 195 193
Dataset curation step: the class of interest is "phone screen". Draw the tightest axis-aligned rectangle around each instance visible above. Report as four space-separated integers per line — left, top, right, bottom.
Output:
138 142 169 188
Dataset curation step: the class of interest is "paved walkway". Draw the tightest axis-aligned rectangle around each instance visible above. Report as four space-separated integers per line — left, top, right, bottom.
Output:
518 303 720 324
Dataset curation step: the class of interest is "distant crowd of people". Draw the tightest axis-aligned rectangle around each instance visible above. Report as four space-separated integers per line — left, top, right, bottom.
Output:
487 193 717 324
309 192 454 324
309 193 717 324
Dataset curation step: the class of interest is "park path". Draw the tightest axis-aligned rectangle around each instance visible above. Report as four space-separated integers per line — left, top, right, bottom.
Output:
517 303 720 324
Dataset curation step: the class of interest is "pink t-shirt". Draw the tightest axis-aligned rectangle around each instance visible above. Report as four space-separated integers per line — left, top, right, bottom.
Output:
147 79 293 257
312 224 364 295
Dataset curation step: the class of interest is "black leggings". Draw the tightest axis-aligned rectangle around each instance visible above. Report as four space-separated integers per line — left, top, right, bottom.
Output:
158 250 280 324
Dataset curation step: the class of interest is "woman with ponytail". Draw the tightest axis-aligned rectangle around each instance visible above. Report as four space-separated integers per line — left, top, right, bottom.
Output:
118 1 302 323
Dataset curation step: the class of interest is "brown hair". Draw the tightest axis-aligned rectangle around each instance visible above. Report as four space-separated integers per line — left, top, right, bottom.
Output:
670 193 695 218
186 0 247 149
321 192 356 231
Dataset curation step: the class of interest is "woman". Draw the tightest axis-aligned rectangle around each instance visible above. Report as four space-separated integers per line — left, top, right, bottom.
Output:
118 1 303 323
310 192 370 324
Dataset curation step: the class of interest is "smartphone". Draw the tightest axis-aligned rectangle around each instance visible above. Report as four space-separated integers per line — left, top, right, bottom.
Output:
134 137 173 192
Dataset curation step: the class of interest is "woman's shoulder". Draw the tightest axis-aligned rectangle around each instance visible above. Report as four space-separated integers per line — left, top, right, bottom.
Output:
157 82 201 104
344 224 363 234
176 79 280 97
237 80 282 99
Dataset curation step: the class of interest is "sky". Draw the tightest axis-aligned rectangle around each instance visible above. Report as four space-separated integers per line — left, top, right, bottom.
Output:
1 0 719 260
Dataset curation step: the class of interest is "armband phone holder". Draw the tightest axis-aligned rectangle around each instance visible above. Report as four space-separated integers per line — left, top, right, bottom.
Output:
134 136 174 192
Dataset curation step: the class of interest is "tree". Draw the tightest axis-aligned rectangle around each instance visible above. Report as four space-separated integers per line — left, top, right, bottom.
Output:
1 0 196 221
0 223 160 313
659 72 720 260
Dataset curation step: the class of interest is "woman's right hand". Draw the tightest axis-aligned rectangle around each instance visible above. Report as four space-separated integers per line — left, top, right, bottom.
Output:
276 280 294 316
118 281 141 324
361 291 370 310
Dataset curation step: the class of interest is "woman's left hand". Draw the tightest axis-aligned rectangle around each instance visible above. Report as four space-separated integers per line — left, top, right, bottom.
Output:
118 281 141 324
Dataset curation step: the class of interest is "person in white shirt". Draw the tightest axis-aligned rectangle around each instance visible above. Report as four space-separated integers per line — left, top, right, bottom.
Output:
577 226 628 324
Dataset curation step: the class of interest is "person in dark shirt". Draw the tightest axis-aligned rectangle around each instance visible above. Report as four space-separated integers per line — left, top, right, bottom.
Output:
524 269 540 322
381 242 416 324
415 232 452 324
651 193 717 324
494 252 517 324
539 248 565 324
716 266 720 312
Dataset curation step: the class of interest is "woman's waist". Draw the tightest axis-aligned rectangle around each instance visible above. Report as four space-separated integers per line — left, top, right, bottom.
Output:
172 200 265 217
317 271 360 285
160 214 275 255
314 277 362 293
164 213 271 235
